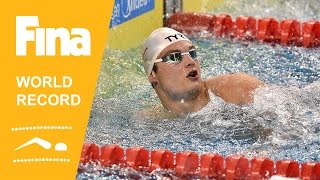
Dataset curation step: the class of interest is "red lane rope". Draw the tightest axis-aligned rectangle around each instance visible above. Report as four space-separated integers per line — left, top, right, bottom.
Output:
79 143 320 179
166 12 320 48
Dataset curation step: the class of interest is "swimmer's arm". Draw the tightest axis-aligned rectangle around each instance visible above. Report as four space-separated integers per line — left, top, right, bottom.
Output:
205 72 264 104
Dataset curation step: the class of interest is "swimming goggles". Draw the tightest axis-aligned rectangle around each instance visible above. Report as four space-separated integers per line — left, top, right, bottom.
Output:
155 49 197 64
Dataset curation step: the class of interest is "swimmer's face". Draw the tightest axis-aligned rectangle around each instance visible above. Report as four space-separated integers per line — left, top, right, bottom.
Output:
149 41 203 100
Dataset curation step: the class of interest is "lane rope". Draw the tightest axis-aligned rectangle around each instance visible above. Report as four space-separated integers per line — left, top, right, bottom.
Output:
166 12 320 48
79 143 320 179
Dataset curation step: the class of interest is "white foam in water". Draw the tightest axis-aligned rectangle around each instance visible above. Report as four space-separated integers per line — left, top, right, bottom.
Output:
270 175 301 180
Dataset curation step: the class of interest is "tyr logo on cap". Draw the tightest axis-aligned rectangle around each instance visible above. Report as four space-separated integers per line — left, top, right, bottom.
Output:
164 33 187 42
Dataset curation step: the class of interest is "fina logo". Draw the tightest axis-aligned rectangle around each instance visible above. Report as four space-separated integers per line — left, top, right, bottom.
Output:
16 16 91 56
122 0 149 18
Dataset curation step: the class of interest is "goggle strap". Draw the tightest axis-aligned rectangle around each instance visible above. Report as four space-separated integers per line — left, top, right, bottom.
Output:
180 52 190 56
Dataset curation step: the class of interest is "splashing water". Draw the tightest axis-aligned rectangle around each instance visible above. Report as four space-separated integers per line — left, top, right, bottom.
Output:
211 0 320 21
80 39 320 179
78 0 320 179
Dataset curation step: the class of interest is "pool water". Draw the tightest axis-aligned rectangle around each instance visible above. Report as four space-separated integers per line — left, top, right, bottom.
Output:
87 38 320 160
78 0 320 179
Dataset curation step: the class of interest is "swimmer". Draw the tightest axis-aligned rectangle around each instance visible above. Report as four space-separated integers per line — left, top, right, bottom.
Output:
142 27 263 115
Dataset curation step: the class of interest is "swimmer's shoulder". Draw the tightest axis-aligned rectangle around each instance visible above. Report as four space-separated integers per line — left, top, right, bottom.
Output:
205 72 263 88
204 72 264 104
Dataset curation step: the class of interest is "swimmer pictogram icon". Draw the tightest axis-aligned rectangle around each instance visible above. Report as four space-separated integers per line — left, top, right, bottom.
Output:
15 137 67 151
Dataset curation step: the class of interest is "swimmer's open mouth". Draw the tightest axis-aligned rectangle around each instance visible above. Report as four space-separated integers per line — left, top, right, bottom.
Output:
187 70 198 79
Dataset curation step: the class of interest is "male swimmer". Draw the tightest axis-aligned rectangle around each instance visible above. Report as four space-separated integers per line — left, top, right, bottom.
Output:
142 27 263 115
